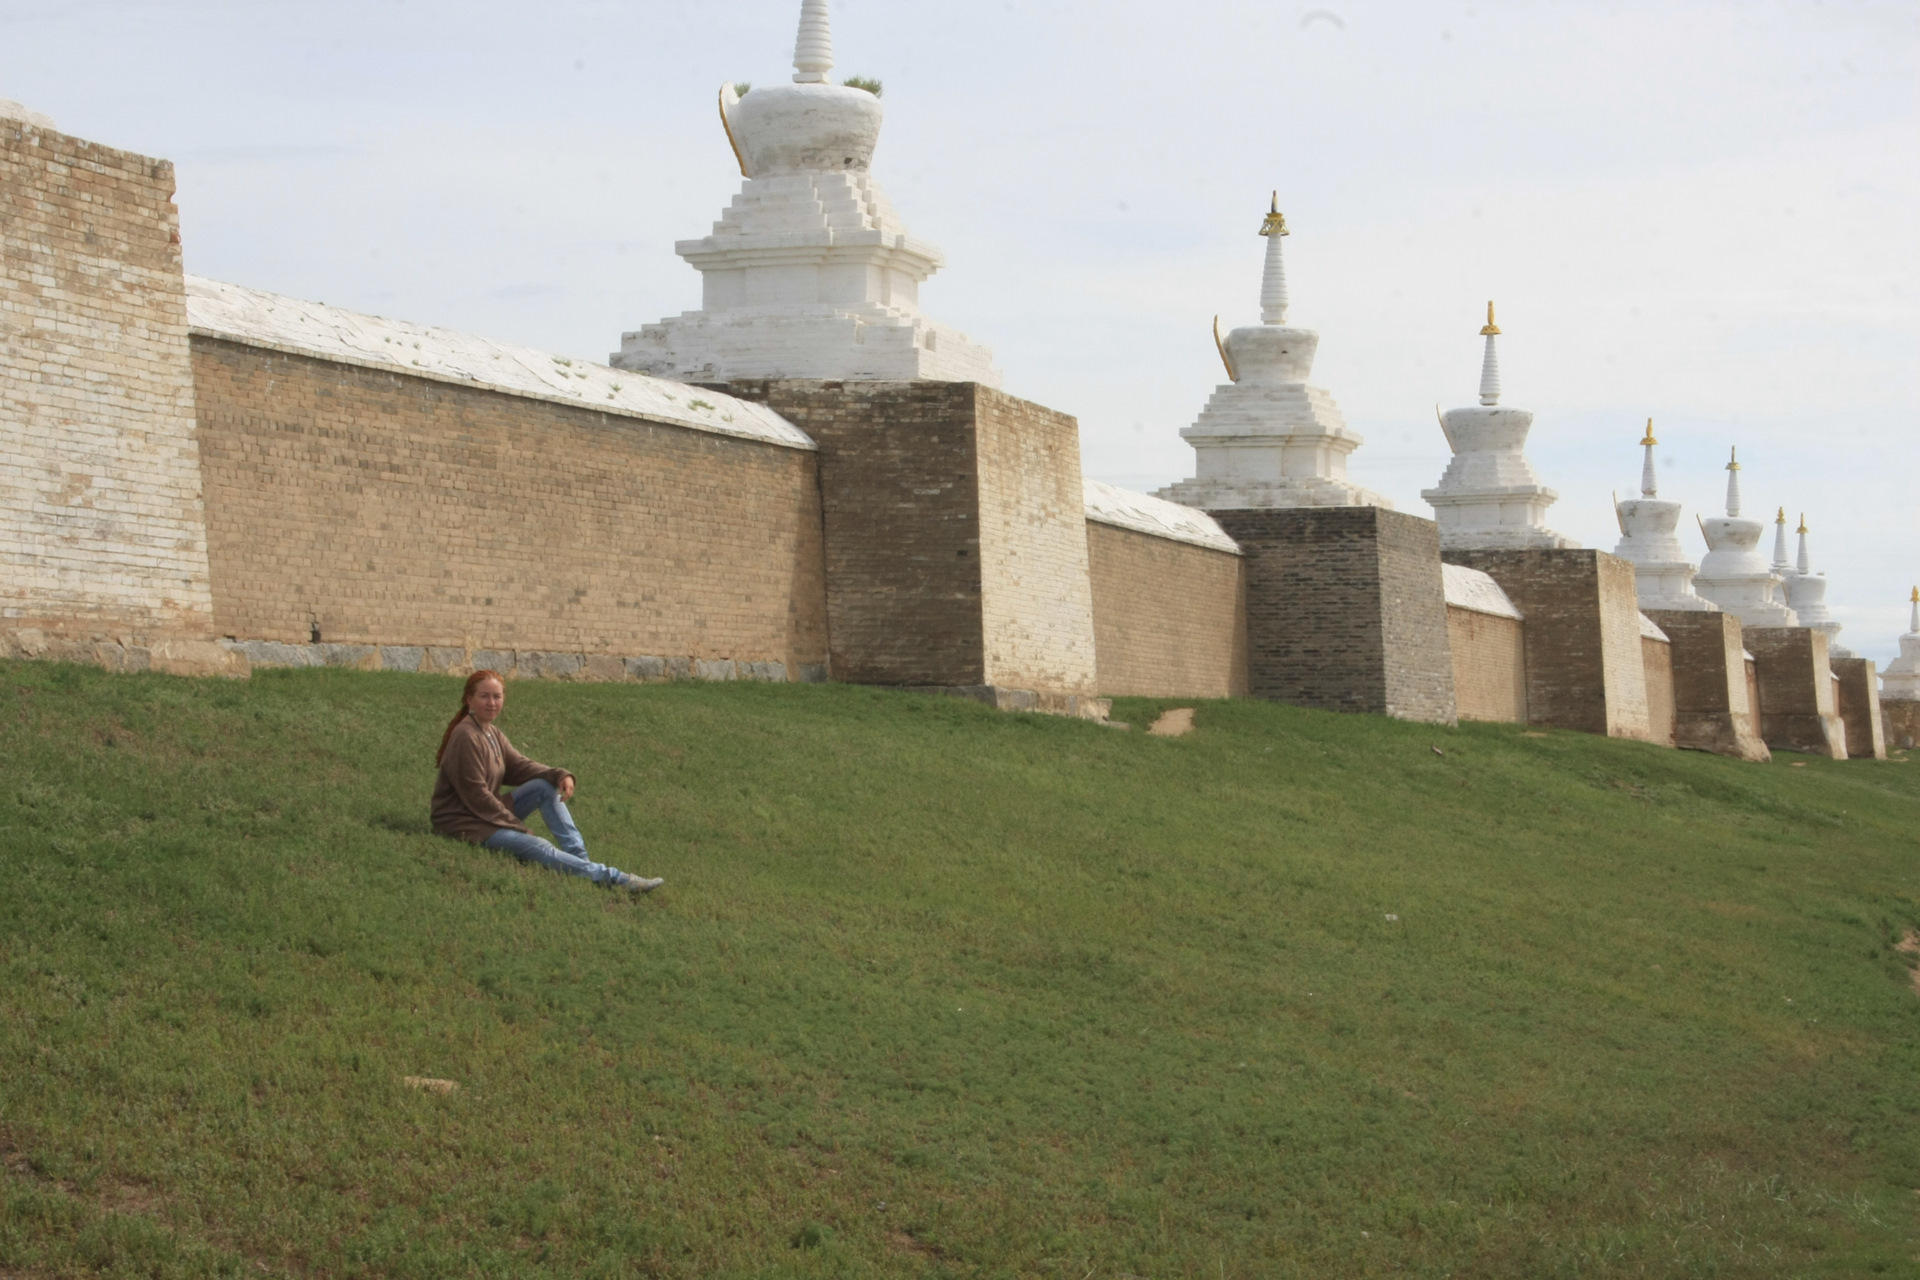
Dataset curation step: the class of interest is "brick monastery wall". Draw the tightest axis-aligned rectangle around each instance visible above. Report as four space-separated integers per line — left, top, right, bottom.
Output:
1745 627 1846 758
190 339 829 675
1 120 217 645
1447 606 1526 723
1832 657 1886 760
1086 521 1246 698
1642 636 1676 747
1883 699 1920 751
1212 507 1456 725
722 381 984 686
718 381 1099 700
1645 610 1767 759
1450 550 1653 741
3 119 1883 754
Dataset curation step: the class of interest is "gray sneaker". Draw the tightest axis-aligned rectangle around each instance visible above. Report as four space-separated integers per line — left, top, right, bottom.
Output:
616 872 664 894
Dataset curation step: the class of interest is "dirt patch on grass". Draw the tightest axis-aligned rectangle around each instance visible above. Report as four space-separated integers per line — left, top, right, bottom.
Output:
0 1123 168 1216
1148 708 1195 737
1897 930 1920 997
889 1230 945 1259
0 1126 30 1178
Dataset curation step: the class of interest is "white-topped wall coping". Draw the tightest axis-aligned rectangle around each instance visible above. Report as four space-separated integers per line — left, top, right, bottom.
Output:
1639 614 1670 643
1441 563 1523 621
0 98 57 130
184 276 815 452
1083 479 1241 555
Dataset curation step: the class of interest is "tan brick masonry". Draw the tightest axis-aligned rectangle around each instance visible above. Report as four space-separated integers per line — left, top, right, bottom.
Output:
189 339 829 676
1 120 238 675
1086 521 1246 698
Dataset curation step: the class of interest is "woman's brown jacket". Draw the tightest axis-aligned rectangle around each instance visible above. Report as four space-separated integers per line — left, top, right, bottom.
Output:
430 715 573 843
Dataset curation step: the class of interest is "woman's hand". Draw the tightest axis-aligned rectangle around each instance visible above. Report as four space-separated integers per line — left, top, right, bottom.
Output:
559 775 575 802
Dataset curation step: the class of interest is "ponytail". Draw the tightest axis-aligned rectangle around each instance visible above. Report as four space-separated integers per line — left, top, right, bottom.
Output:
438 669 505 764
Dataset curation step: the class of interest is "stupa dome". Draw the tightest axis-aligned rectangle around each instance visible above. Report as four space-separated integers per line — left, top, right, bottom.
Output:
1223 326 1319 386
723 82 883 178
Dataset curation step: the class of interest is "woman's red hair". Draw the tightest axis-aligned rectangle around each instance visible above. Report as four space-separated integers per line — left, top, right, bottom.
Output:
437 670 505 765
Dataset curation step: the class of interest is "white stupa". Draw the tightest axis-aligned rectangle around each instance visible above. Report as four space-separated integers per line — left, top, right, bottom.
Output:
1781 515 1852 658
1158 196 1390 511
1612 420 1711 611
611 0 999 385
1881 589 1920 700
1692 449 1798 627
1422 303 1573 550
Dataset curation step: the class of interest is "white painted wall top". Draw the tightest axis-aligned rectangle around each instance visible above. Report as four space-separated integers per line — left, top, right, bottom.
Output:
185 276 815 452
1083 479 1240 555
0 98 56 129
1639 614 1670 643
1441 563 1523 621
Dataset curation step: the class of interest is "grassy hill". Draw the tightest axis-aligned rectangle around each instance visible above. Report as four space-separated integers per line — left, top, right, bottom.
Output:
1 661 1917 1278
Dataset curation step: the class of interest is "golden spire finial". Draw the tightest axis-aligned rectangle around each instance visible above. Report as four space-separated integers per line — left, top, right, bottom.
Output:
1480 301 1500 336
1727 447 1740 471
1776 506 1786 524
1796 513 1808 535
1259 191 1288 237
1640 417 1657 447
1912 586 1918 604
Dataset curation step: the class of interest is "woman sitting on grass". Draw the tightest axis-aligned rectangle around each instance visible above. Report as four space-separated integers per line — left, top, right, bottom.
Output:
431 670 662 895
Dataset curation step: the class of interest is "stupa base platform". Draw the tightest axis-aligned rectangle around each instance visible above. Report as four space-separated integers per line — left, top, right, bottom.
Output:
613 310 1000 387
1159 476 1392 511
1435 527 1579 553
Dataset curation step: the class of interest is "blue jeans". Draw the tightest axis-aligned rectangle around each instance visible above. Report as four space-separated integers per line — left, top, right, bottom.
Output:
482 778 622 885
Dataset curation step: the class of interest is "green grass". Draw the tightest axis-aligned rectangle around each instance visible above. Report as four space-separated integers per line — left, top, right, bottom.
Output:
2 661 1918 1278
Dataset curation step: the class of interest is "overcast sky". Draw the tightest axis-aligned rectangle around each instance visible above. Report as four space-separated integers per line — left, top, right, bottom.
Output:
6 0 1915 658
